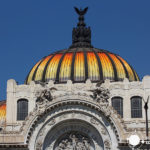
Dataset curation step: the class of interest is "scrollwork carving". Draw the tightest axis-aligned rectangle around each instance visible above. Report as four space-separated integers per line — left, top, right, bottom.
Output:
36 127 46 149
48 118 56 126
104 140 111 150
90 82 110 105
90 117 99 125
36 87 57 109
101 127 107 135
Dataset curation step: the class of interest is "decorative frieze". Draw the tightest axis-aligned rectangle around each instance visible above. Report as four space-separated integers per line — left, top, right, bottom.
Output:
54 132 91 150
35 87 57 110
90 83 110 104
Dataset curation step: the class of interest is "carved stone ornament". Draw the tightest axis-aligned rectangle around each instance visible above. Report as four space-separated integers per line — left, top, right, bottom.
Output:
48 118 56 126
104 140 111 150
101 127 107 135
90 117 99 125
36 87 57 108
36 127 46 150
54 132 91 150
90 82 110 104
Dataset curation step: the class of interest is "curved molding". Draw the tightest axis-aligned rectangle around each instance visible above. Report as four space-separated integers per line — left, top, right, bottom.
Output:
129 93 143 98
35 113 109 149
21 95 127 145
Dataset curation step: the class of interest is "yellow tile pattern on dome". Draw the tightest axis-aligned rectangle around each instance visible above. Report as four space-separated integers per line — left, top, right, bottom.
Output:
87 52 99 81
134 71 139 80
74 52 85 81
46 54 63 81
59 53 73 82
109 54 126 80
118 56 135 81
27 60 42 84
25 48 139 84
98 53 114 80
0 102 6 124
35 55 52 81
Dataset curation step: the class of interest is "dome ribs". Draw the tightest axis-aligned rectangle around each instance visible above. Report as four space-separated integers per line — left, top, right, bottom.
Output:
32 57 46 82
42 54 55 82
118 56 138 81
25 60 42 84
25 66 34 84
83 49 88 82
35 55 52 81
128 64 138 81
55 49 70 83
104 52 118 81
134 71 140 81
92 48 103 81
115 55 129 80
26 48 139 84
71 48 78 82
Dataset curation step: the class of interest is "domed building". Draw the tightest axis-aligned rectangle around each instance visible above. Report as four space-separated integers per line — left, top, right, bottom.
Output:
0 7 149 150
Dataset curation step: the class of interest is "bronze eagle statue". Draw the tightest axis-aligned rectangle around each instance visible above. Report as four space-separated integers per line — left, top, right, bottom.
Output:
74 7 88 16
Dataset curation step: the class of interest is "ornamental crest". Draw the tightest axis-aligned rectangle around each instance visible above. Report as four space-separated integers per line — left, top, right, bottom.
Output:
36 87 57 108
90 81 110 104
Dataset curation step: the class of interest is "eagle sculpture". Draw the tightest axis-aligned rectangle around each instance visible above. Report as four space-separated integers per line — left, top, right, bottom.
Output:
74 7 88 16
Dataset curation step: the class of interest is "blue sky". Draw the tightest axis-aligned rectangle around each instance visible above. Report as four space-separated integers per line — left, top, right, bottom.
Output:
0 0 150 100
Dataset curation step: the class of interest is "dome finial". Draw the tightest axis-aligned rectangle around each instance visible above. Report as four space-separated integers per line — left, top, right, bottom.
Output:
74 7 88 27
69 7 93 48
74 7 88 16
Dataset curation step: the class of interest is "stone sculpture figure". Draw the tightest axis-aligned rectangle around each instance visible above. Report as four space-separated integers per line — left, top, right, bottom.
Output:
54 133 91 150
36 87 57 106
83 137 90 150
70 134 78 150
66 141 72 150
90 81 110 104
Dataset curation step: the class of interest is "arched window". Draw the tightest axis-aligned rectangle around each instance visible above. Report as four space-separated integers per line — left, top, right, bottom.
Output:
112 97 123 117
17 99 28 120
131 96 142 118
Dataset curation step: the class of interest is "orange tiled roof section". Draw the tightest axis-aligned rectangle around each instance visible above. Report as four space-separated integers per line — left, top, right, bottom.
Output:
25 48 139 84
0 100 6 124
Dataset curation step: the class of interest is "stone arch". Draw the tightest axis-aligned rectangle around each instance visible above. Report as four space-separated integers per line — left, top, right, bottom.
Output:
42 119 104 150
25 99 122 150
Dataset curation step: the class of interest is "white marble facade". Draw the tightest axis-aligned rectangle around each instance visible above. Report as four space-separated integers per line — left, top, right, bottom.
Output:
0 76 150 149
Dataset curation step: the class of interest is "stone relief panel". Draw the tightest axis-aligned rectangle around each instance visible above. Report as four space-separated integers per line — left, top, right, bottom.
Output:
36 127 46 150
90 82 110 104
35 87 57 110
33 108 114 150
54 132 91 150
104 140 111 150
43 121 104 150
25 101 121 150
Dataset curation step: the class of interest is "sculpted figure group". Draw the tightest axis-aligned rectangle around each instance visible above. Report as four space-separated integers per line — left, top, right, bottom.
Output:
90 81 110 104
55 133 91 150
36 87 57 108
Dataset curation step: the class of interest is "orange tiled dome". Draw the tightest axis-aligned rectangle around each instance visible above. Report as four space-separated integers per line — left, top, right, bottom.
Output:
25 48 139 84
25 8 139 84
